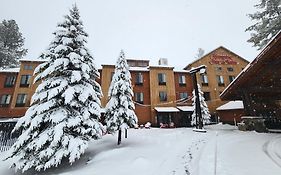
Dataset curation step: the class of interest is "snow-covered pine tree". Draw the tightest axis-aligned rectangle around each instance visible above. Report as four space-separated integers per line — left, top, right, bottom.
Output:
246 0 281 50
0 19 27 69
104 50 138 145
5 5 104 172
191 84 211 126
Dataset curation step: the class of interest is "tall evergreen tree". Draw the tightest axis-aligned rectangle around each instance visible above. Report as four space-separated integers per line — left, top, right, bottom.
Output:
5 5 103 172
246 0 281 50
0 19 27 68
104 50 138 145
191 84 211 126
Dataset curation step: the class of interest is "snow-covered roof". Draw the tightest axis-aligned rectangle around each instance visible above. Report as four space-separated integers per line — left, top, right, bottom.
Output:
220 31 281 100
129 66 149 72
154 107 179 112
174 69 189 73
216 101 244 111
177 106 194 112
220 63 251 96
127 58 150 61
19 58 47 62
0 118 19 122
0 68 20 73
187 65 207 74
149 65 174 69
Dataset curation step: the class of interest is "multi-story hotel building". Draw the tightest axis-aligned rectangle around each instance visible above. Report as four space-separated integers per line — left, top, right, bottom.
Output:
0 59 45 119
184 46 249 117
0 68 19 117
0 46 249 126
100 58 193 126
0 58 193 127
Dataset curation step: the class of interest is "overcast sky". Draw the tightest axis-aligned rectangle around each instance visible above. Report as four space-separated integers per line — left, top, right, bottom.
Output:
0 0 259 69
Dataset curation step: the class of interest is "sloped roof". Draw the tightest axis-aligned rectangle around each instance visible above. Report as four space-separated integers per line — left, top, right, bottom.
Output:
154 107 179 112
184 46 249 70
177 106 194 112
19 58 47 62
220 30 281 100
0 68 20 73
216 101 244 111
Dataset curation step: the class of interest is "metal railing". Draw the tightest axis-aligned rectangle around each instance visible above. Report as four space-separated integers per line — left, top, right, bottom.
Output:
0 121 19 152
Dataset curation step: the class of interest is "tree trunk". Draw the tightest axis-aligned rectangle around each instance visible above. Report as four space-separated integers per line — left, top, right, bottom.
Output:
125 129 128 138
117 129 122 145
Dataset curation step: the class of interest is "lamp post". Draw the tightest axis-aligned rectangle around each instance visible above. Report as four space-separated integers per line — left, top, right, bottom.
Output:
189 65 206 130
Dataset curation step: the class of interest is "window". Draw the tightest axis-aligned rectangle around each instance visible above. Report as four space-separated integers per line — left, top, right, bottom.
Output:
24 65 33 70
20 75 32 87
200 74 208 86
215 66 222 71
158 73 166 85
203 92 211 101
227 67 234 72
135 72 143 85
135 92 144 104
179 75 186 86
159 91 167 102
0 94 11 107
229 75 235 83
179 92 188 100
216 75 224 86
4 76 16 87
16 94 27 107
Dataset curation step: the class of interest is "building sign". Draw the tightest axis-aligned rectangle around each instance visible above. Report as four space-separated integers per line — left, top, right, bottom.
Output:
210 52 238 65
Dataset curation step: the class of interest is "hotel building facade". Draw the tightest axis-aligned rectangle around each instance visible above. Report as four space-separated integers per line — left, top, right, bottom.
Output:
184 46 249 118
0 47 249 126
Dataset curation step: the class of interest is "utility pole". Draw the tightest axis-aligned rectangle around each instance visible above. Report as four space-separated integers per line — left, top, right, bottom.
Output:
189 65 206 130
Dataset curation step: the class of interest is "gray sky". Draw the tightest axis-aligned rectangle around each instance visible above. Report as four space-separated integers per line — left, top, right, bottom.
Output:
0 0 259 69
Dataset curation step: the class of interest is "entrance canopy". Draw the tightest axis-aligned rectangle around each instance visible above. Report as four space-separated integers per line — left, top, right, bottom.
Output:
154 107 179 112
177 106 194 112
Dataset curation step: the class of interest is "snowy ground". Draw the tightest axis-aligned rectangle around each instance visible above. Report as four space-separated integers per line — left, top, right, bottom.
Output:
0 124 281 175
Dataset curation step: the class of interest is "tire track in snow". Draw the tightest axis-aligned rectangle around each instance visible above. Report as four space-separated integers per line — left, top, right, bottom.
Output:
214 131 218 175
262 136 281 168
